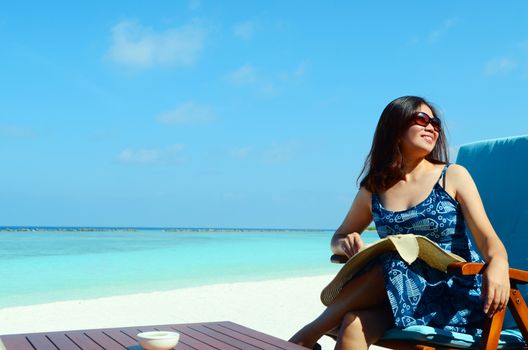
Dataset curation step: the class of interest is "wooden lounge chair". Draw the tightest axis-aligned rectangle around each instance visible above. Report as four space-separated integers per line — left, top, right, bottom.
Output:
329 135 528 349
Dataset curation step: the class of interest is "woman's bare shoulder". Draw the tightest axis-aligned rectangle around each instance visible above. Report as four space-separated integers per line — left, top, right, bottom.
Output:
355 186 373 210
358 185 373 198
446 164 475 190
446 163 471 178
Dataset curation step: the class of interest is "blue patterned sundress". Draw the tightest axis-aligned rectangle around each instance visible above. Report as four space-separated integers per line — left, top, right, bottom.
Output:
371 164 485 335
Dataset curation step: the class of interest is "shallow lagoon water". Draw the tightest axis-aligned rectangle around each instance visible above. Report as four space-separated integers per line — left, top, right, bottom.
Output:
0 229 378 308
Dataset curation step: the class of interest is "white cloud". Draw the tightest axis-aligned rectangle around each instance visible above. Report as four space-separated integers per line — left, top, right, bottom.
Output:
279 61 309 81
188 0 201 10
428 18 457 42
229 146 252 160
117 144 184 165
223 192 246 201
107 20 206 69
407 35 420 46
409 18 457 45
261 142 299 164
292 61 308 78
118 148 158 164
156 102 214 125
225 64 258 85
229 142 300 164
0 124 35 138
484 57 517 76
518 40 528 50
233 21 255 40
225 64 276 94
225 62 308 95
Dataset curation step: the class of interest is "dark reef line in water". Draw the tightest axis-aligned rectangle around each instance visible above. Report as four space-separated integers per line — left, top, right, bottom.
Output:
1 226 329 233
0 226 377 233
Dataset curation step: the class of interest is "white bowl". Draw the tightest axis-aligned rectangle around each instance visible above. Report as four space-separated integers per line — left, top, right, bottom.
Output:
137 331 180 350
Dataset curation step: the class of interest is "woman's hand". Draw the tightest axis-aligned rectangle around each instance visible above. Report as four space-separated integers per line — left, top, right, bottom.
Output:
339 232 365 258
482 258 510 318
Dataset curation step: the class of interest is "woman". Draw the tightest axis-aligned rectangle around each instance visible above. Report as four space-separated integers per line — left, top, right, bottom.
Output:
289 96 510 349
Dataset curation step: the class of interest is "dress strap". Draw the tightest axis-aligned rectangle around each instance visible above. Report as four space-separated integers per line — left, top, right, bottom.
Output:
437 163 450 188
371 192 380 206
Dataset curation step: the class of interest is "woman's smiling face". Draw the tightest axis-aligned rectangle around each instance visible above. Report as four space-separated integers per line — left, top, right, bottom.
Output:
400 104 439 157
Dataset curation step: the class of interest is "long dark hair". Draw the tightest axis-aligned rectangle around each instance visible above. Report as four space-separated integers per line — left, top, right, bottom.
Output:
358 96 449 193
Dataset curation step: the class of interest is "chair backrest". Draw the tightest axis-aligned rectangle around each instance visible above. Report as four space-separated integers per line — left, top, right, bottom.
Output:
456 134 528 329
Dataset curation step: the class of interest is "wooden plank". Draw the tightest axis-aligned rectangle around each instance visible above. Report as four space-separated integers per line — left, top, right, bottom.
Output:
173 339 194 350
148 325 212 350
2 321 309 350
0 335 35 350
482 307 506 350
219 322 309 350
25 334 57 350
116 328 142 343
171 324 238 350
101 329 137 348
46 333 81 350
509 287 528 343
83 330 126 349
205 323 284 350
60 331 103 350
189 324 261 350
117 328 147 350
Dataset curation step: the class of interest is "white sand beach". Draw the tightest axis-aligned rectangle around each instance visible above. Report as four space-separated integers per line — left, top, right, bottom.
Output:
0 275 389 349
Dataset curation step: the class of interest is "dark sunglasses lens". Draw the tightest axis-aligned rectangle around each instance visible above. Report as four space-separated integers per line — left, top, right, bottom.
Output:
430 119 441 131
414 115 429 127
414 113 441 131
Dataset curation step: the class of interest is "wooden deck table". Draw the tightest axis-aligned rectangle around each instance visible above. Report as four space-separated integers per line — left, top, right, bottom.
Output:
0 321 308 350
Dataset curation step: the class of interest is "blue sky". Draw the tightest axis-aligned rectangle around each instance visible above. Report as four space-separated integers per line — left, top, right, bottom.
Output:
1 1 527 229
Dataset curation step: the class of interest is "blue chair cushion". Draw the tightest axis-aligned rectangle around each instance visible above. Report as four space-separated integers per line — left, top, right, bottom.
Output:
381 326 525 349
456 135 528 329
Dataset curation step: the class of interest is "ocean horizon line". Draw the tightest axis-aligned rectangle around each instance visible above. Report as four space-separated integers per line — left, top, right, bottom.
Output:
0 225 342 233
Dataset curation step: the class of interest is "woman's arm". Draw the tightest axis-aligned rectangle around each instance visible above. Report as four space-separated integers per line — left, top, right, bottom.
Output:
448 164 510 317
331 186 373 257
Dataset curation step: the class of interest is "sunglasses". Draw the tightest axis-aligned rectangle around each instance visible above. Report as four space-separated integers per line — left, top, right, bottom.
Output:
412 112 441 132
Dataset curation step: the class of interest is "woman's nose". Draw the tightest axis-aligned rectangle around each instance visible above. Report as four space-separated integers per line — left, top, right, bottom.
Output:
424 122 435 132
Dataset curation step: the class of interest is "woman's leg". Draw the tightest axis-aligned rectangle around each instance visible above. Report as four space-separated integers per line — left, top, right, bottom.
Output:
335 301 394 350
288 264 387 348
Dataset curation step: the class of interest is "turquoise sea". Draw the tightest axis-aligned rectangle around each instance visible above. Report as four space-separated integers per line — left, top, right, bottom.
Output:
0 228 378 308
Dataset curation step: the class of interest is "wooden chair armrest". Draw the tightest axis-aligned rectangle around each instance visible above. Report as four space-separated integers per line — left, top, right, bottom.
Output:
447 262 487 275
331 259 528 284
330 254 348 264
509 268 528 284
447 262 528 284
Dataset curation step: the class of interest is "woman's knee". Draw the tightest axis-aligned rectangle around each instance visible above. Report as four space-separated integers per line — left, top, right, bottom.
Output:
334 264 387 309
339 306 393 346
340 312 362 333
335 312 368 350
